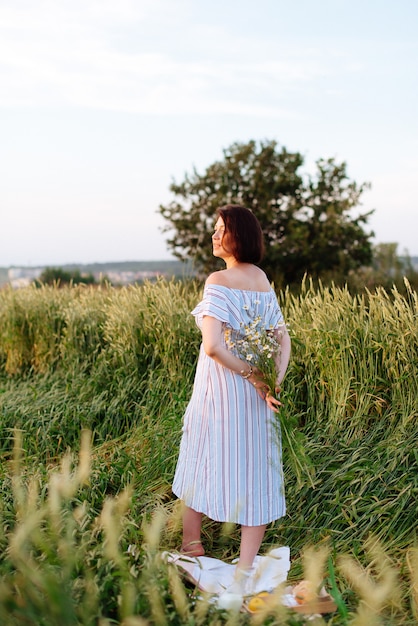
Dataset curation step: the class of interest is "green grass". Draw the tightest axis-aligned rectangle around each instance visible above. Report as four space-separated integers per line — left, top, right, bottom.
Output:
0 278 417 624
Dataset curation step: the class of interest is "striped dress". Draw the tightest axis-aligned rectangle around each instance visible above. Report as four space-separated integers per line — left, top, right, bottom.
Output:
172 284 286 526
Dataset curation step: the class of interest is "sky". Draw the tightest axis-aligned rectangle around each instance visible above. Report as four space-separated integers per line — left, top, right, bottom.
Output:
0 0 417 267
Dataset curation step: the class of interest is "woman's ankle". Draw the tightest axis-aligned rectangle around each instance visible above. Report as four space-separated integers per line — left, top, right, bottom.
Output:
233 565 253 583
234 561 254 575
219 565 252 603
180 540 205 557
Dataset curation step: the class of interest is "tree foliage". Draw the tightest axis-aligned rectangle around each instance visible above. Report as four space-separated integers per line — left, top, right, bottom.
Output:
35 267 97 287
159 140 374 285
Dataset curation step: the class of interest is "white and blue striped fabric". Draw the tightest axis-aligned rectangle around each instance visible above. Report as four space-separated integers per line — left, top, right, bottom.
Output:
172 285 286 526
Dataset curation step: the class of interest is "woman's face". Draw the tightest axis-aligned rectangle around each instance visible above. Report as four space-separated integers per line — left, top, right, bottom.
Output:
212 216 232 260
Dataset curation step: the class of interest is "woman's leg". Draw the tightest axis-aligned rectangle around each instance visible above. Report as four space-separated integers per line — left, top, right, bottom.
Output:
236 524 267 570
181 505 205 556
218 524 267 603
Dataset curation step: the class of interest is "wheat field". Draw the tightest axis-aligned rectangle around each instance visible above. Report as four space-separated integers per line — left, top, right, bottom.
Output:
0 278 416 625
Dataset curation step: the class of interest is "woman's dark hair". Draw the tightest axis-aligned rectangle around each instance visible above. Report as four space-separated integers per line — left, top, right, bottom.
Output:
217 204 265 264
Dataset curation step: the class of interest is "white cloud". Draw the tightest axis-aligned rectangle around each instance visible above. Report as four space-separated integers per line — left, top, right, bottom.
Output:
0 0 331 116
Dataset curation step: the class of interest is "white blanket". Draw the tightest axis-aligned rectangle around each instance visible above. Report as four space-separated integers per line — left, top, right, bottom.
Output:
166 546 291 596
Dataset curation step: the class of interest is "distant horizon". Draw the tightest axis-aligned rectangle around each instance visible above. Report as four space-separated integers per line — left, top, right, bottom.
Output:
2 251 418 271
1 258 179 269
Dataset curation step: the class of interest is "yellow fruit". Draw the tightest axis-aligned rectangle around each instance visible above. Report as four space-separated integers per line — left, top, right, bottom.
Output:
247 591 271 612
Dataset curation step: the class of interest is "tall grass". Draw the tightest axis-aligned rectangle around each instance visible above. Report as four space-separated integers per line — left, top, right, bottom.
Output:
0 280 201 454
283 277 417 439
0 278 417 624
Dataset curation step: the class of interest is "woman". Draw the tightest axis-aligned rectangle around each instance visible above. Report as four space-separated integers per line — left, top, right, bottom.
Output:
172 204 291 591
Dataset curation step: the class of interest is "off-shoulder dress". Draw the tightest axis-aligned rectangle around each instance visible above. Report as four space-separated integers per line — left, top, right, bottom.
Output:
172 284 286 526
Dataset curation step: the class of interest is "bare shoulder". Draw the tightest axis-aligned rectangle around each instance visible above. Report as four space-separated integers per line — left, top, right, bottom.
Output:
205 271 229 287
236 265 271 291
206 266 271 291
253 267 271 287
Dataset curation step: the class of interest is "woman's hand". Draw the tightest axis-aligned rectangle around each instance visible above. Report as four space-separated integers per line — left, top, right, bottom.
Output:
247 367 274 406
247 369 283 412
265 386 282 413
248 366 267 397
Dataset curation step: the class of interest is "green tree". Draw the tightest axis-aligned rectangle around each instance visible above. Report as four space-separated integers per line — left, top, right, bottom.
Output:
346 243 418 294
373 242 407 277
159 140 374 286
36 267 97 286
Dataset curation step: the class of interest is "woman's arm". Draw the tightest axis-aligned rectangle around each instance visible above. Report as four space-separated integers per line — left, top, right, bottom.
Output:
202 315 252 375
274 325 291 387
202 315 267 394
